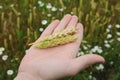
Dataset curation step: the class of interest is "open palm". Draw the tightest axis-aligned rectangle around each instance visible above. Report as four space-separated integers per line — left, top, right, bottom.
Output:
17 14 105 80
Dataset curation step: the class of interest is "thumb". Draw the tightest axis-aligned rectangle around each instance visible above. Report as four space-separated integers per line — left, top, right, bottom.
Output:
67 54 105 76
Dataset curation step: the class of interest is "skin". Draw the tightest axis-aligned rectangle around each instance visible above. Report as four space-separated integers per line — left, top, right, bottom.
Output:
14 14 105 80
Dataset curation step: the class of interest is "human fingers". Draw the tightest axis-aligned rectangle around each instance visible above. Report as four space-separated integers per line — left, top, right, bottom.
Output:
53 14 72 33
66 15 78 29
36 20 60 42
67 54 105 76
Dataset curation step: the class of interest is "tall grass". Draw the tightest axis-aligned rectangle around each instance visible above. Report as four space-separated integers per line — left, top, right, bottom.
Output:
0 0 120 80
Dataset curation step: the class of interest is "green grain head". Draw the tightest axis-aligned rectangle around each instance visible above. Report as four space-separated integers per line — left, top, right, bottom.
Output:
30 27 78 48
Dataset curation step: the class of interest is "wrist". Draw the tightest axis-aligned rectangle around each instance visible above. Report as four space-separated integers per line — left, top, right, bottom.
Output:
14 72 42 80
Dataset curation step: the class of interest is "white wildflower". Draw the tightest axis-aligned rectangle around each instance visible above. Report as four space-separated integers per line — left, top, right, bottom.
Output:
94 46 100 50
97 49 103 54
25 49 29 54
93 77 97 80
88 75 96 80
38 1 42 5
89 50 93 54
77 51 84 56
83 46 88 50
11 59 14 62
33 6 36 9
7 70 14 75
46 3 52 9
2 55 8 61
47 14 51 17
106 28 110 32
0 47 5 52
41 20 47 25
110 61 114 65
107 34 112 39
40 3 44 7
109 39 114 43
90 48 96 53
15 57 19 61
115 24 120 28
90 47 96 53
0 5 3 9
0 51 3 55
117 38 120 41
95 46 103 53
107 24 112 29
71 12 74 14
10 4 14 8
90 46 103 54
88 75 92 79
90 72 92 74
87 44 91 48
38 1 44 7
119 54 120 57
59 8 64 12
105 43 111 48
104 40 108 44
51 7 57 11
39 28 44 32
116 32 120 36
96 64 104 71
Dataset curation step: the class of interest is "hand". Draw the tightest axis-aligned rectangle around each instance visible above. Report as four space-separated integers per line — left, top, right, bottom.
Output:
14 14 105 80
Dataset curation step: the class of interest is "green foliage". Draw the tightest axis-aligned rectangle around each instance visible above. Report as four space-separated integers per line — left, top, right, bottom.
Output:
0 0 120 80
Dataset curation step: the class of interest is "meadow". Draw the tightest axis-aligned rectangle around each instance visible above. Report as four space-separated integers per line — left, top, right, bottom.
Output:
0 0 120 80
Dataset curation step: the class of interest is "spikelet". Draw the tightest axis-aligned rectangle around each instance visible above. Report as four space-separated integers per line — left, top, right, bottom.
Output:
29 27 78 48
36 35 78 48
41 27 77 41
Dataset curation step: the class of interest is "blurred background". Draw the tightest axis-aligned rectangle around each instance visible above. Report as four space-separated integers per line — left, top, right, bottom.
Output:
0 0 120 80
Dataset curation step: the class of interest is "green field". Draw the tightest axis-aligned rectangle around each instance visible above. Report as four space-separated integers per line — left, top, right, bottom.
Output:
0 0 120 80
